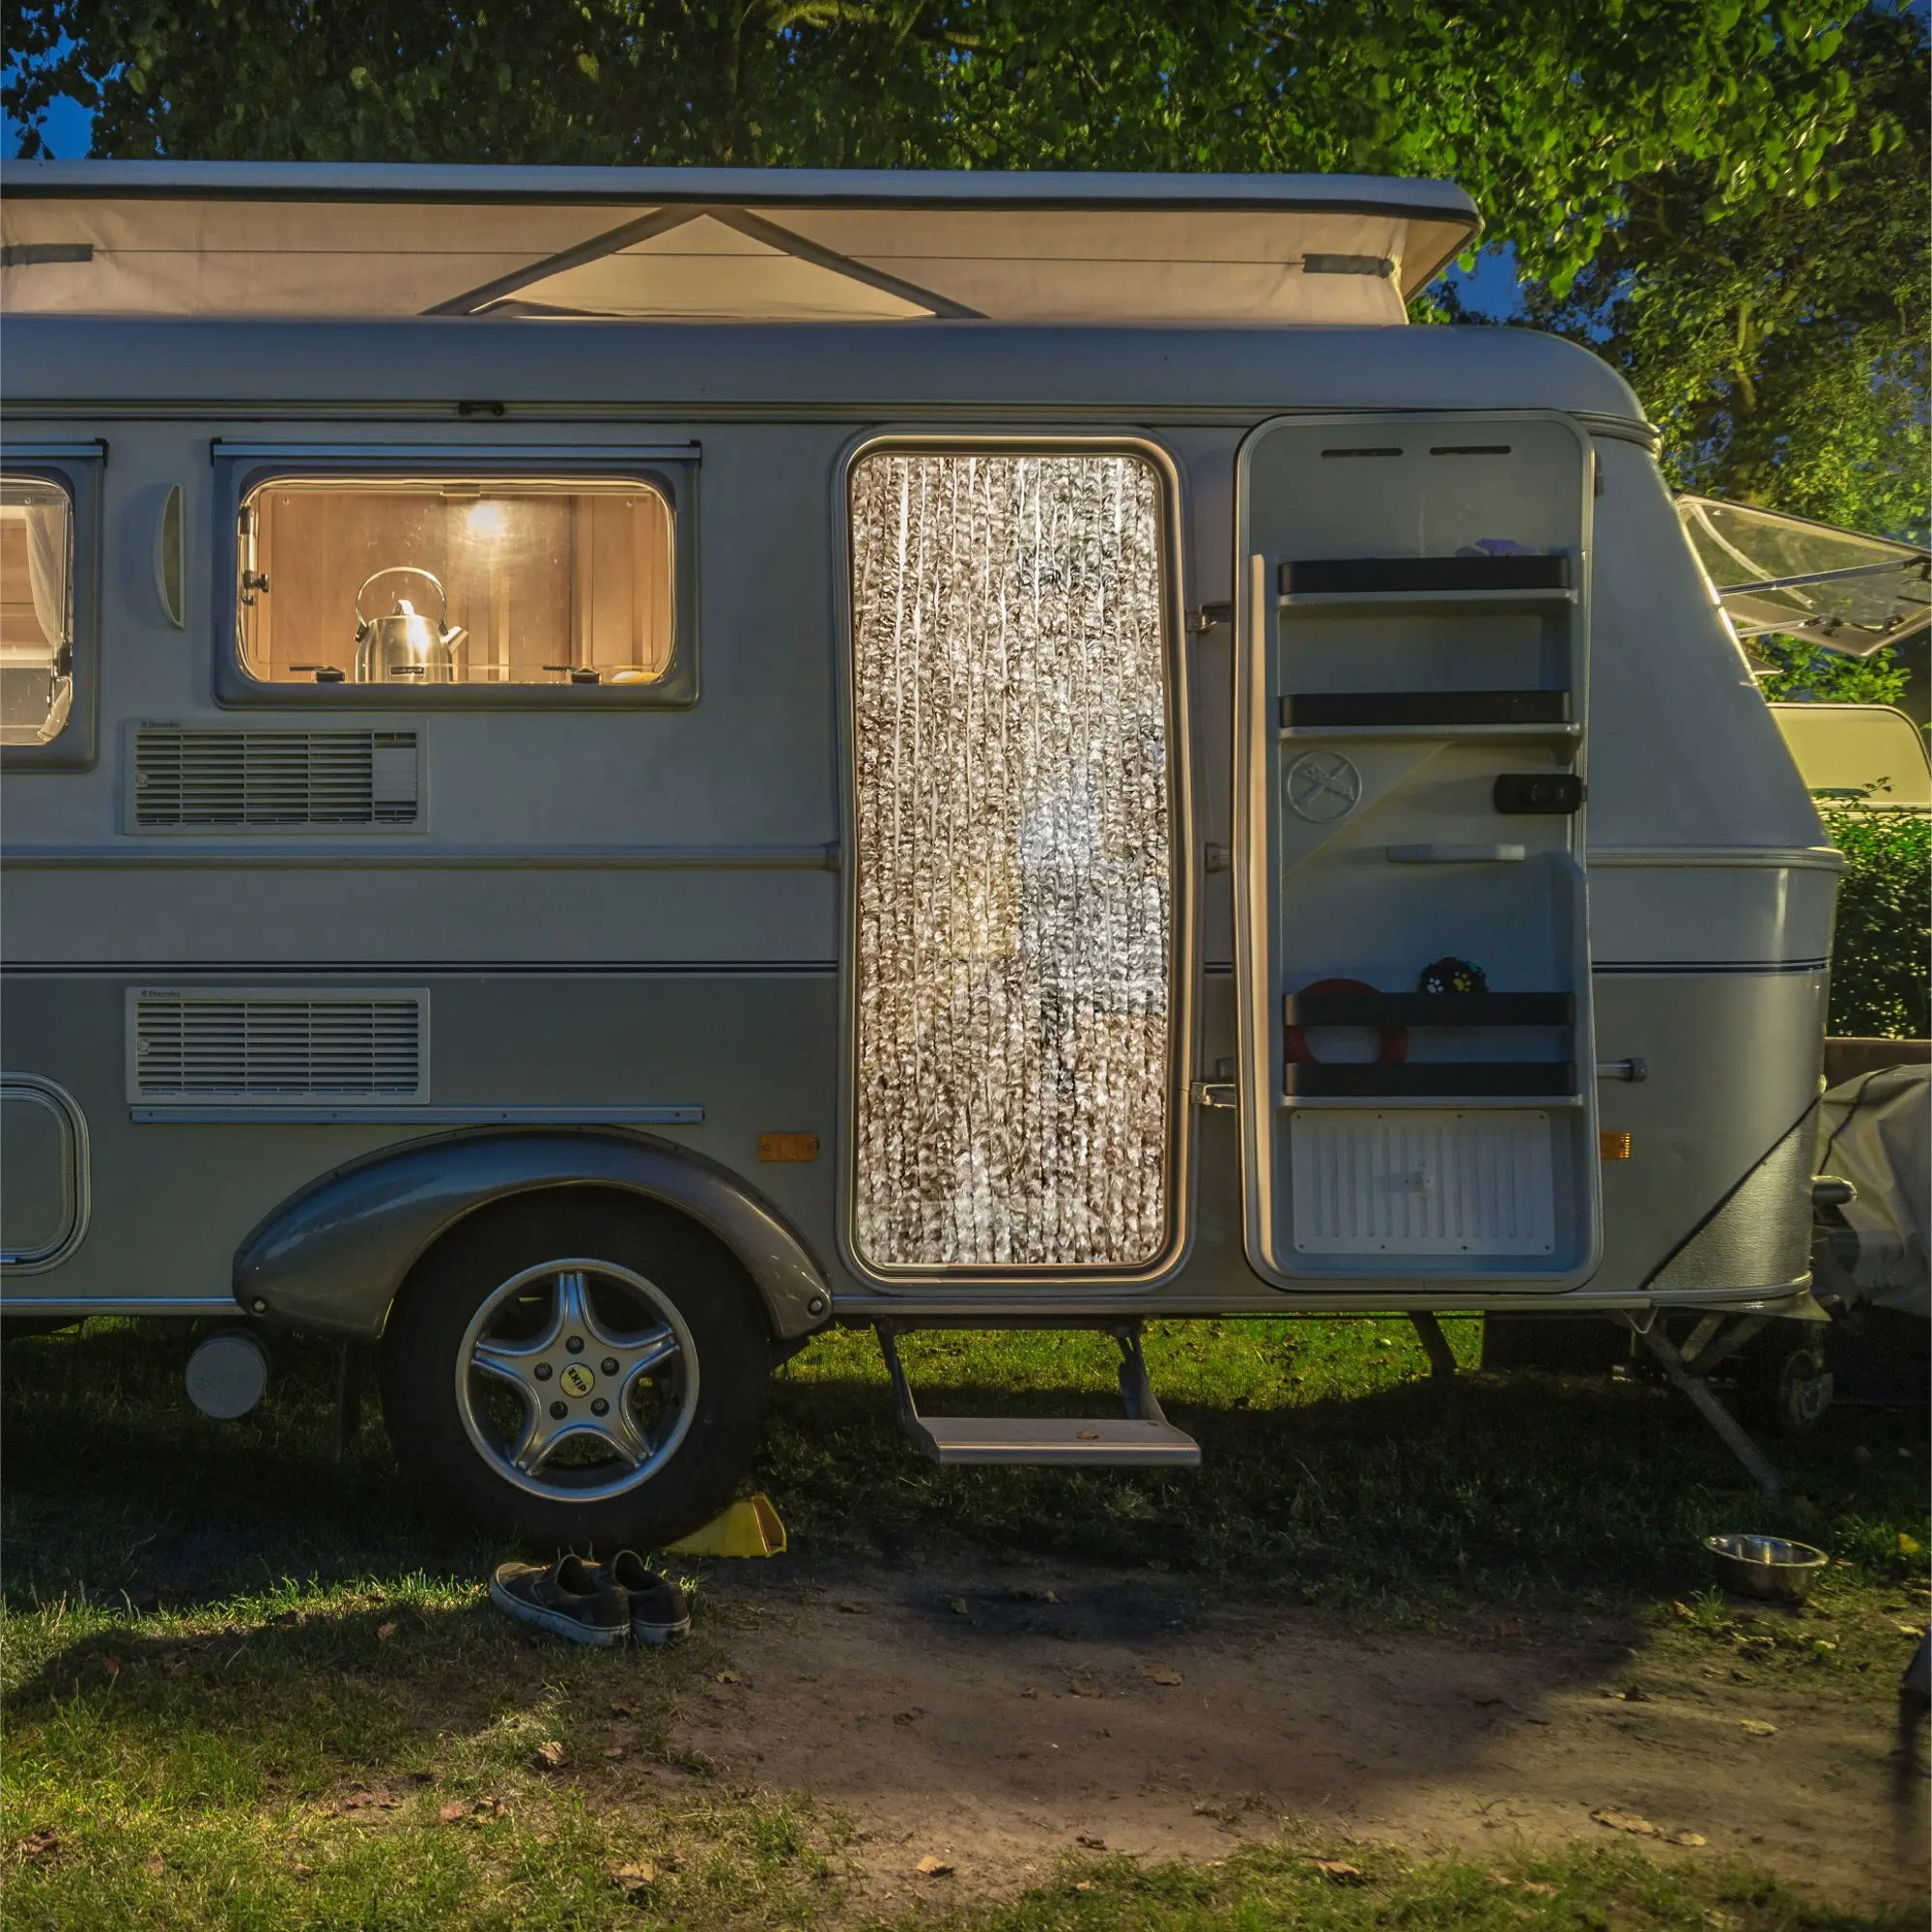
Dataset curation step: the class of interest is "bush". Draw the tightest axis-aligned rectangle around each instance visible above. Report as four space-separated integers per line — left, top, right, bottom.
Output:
1819 801 1930 1038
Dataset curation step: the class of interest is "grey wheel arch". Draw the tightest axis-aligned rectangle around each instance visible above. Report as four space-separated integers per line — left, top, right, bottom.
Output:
232 1127 832 1343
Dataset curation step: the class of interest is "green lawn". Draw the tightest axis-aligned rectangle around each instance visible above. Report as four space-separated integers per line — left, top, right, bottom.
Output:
2 1314 1924 1928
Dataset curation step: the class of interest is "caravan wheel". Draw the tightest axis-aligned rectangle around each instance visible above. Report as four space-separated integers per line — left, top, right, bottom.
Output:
379 1195 772 1550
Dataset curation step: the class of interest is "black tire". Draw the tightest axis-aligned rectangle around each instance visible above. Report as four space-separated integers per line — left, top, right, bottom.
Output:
380 1191 772 1551
1737 1325 1835 1439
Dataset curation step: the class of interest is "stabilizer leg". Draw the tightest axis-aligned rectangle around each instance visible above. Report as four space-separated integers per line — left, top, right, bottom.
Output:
1634 1319 1784 1506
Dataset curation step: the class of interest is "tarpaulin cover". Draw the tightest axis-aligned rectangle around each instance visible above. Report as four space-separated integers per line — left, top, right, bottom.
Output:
1818 1063 1930 1317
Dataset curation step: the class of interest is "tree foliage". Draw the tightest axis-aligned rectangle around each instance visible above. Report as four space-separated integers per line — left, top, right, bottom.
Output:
1509 7 1926 536
1486 7 1927 703
8 3 1923 702
1 1 1883 292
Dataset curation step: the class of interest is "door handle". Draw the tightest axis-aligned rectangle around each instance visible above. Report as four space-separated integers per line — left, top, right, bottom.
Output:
1385 843 1526 864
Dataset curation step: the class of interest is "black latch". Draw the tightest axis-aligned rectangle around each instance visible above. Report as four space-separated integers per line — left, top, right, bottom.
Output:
1493 772 1584 814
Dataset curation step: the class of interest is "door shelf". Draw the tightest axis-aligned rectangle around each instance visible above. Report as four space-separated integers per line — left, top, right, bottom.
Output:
1280 555 1571 598
1283 990 1574 1028
1283 1060 1578 1099
1279 585 1577 617
1284 690 1569 729
1278 721 1582 746
1278 1091 1590 1112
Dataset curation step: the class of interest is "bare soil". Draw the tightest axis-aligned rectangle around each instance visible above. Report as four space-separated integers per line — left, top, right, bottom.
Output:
625 1556 1928 1915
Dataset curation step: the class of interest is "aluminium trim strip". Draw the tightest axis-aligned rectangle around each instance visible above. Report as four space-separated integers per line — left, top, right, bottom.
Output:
208 440 700 464
1588 845 1846 870
1594 958 1830 976
4 959 839 975
130 1102 702 1124
0 438 108 461
2 841 840 869
2 162 1477 222
6 405 1665 448
0 1295 237 1315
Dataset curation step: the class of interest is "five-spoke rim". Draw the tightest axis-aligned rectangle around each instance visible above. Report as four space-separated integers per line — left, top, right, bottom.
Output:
454 1257 699 1501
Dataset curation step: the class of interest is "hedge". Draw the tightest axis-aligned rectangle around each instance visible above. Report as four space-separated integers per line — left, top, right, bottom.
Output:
1819 801 1931 1039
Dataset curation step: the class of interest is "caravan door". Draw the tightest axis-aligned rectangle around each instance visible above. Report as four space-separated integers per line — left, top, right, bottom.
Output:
1232 413 1602 1291
840 440 1196 1289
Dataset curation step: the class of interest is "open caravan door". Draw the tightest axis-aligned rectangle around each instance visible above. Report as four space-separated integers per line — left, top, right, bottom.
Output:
1232 414 1602 1292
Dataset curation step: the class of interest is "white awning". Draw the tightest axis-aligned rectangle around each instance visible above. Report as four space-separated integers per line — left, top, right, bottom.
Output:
0 161 1478 326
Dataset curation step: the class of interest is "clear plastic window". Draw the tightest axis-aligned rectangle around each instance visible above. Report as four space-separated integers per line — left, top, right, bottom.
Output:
848 449 1177 1270
0 475 74 746
237 477 674 687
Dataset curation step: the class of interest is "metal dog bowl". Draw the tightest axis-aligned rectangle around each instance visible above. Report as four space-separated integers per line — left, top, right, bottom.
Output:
1704 1533 1829 1604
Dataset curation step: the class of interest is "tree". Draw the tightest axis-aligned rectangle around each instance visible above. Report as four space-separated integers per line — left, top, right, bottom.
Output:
1509 7 1926 534
1 2 1883 292
10 3 1922 701
1440 7 1927 705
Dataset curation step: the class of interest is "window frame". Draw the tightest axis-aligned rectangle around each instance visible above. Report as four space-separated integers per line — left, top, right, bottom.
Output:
834 430 1198 1290
0 442 102 772
211 441 700 710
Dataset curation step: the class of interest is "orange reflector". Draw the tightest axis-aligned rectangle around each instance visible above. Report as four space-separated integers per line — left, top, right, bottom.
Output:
759 1132 820 1163
1600 1130 1632 1160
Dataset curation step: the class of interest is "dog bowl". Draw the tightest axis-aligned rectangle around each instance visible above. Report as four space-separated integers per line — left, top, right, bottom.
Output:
1704 1533 1829 1604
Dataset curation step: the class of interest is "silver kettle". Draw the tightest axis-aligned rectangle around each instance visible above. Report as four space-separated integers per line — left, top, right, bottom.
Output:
353 566 467 683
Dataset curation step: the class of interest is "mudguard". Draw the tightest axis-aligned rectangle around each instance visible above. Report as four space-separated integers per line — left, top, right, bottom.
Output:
232 1127 833 1342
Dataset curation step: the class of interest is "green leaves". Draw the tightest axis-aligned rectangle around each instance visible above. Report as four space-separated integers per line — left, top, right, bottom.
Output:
2 1 1919 558
1515 8 1926 553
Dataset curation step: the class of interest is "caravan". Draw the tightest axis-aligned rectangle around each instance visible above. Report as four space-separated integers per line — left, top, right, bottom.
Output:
0 163 1844 1545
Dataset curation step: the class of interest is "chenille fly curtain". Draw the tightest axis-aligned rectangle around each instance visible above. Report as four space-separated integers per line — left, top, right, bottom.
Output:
849 450 1175 1270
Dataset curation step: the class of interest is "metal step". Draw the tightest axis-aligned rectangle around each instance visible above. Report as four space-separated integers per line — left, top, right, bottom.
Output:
875 1321 1202 1468
907 1413 1201 1466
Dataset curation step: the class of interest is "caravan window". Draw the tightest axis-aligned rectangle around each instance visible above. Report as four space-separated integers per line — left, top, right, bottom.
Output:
234 476 675 690
0 475 74 747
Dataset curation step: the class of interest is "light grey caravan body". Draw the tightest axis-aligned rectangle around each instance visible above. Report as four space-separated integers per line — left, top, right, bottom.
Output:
0 163 1838 1543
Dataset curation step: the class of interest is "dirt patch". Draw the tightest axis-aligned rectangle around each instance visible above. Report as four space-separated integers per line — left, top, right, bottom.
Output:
654 1557 1926 1914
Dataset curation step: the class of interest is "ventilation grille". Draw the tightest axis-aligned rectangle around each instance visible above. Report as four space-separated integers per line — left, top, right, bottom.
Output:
1289 1109 1556 1257
129 990 426 1102
132 729 419 829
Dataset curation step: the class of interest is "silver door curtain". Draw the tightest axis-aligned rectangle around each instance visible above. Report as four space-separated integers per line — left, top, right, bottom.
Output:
849 451 1174 1268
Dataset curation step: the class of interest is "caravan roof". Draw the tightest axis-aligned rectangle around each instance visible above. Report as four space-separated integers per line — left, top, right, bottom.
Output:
0 161 1478 326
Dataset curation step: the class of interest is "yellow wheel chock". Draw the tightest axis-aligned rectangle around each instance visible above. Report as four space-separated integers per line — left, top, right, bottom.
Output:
665 1492 786 1558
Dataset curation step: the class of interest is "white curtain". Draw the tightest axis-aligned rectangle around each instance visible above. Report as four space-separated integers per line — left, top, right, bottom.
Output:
5 493 72 743
23 499 69 649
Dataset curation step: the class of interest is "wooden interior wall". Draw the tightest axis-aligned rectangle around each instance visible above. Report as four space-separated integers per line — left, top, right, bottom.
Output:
244 488 673 683
0 516 53 652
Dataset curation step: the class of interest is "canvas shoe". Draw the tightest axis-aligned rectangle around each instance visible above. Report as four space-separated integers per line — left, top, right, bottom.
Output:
489 1553 631 1647
604 1550 692 1646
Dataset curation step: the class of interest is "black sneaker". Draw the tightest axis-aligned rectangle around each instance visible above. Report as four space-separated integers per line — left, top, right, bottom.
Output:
489 1554 630 1647
605 1550 692 1646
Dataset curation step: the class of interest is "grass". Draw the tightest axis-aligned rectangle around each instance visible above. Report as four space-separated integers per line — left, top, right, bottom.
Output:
2 1314 1925 1927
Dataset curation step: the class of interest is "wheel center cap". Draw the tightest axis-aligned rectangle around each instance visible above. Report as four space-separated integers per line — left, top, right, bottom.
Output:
558 1364 596 1398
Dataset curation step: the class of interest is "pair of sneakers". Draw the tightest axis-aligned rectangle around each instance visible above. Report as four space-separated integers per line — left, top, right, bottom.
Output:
489 1551 691 1648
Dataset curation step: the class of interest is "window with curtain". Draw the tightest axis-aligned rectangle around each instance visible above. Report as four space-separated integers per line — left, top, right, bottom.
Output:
235 476 675 689
0 475 73 747
848 448 1179 1271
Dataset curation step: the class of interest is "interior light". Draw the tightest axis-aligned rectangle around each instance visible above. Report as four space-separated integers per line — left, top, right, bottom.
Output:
467 499 509 540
